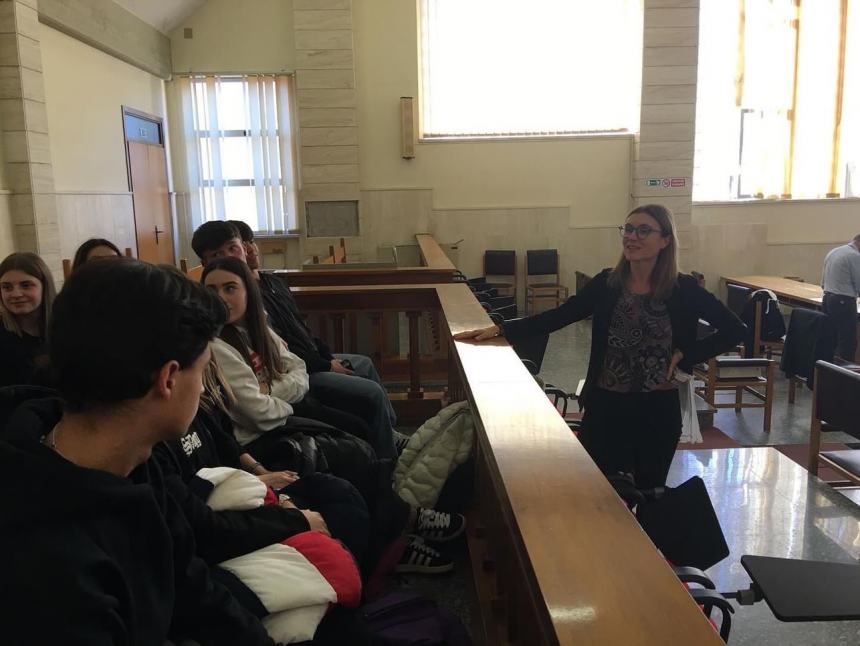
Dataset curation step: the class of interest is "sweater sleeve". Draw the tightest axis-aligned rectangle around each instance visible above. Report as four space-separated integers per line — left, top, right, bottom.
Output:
211 339 294 432
679 283 747 371
502 269 609 342
269 329 310 404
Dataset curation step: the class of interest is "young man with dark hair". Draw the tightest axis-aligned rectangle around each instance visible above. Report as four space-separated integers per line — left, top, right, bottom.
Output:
192 220 402 460
0 259 274 645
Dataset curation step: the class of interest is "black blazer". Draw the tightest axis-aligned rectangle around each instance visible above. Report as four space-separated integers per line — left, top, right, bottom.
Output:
502 269 746 407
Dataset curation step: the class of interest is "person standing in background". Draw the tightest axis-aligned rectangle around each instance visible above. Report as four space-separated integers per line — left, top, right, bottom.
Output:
821 234 860 361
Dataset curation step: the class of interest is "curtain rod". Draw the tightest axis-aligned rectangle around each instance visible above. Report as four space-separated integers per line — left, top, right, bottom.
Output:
172 71 295 78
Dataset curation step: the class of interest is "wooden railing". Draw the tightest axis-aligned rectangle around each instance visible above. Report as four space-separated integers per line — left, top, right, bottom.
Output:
294 280 723 645
277 233 457 287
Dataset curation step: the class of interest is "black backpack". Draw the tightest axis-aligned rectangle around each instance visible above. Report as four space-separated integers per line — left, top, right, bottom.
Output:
741 289 785 356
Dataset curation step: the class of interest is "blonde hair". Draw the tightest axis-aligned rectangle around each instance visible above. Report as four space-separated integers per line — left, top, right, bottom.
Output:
0 252 56 338
200 353 237 413
608 204 679 302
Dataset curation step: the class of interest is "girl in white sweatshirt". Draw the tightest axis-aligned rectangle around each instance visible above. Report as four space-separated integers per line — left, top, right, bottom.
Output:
203 258 309 446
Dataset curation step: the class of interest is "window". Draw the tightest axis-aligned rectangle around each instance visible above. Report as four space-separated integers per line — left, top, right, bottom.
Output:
418 0 643 138
694 0 860 201
177 74 298 233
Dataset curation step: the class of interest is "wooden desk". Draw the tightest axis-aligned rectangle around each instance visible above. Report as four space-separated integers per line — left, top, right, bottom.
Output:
724 275 860 362
724 275 827 308
296 282 723 644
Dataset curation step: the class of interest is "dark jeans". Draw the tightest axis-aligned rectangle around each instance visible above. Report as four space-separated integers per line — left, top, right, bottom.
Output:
579 387 682 489
284 473 370 566
823 292 858 361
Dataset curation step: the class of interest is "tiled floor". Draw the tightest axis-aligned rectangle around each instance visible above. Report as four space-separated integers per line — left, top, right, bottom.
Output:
540 319 860 645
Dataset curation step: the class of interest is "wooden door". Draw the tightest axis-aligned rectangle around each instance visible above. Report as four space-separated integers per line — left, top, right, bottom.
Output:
124 108 174 265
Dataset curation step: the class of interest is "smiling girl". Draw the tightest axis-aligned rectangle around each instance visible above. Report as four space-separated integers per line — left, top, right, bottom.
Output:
0 253 56 387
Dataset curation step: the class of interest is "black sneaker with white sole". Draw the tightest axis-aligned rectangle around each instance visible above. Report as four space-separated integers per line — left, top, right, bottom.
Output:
395 535 454 574
414 508 466 543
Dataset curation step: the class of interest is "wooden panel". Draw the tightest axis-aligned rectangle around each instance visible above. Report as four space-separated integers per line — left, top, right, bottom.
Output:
293 10 352 30
416 233 456 270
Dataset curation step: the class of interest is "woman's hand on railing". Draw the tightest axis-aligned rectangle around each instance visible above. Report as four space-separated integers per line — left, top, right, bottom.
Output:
453 325 501 341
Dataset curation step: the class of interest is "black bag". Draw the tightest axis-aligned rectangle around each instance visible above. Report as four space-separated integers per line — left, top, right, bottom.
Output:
742 289 785 356
635 476 729 570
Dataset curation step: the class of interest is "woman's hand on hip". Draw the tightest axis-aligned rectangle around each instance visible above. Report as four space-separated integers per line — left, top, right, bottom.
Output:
666 349 684 382
453 325 501 341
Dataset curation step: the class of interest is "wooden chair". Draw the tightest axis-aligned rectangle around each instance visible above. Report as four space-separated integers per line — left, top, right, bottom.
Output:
62 247 134 279
726 283 784 359
480 250 516 298
179 258 204 282
808 360 860 484
525 249 569 315
781 308 837 403
312 238 347 265
694 355 776 432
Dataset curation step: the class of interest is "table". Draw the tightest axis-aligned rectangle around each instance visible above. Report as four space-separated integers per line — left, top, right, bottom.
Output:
724 275 860 361
741 555 860 622
723 275 860 313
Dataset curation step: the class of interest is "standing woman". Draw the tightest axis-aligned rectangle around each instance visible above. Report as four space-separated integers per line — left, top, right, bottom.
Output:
455 204 745 488
0 253 56 387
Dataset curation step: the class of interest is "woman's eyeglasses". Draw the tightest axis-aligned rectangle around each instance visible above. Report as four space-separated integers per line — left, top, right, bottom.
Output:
618 224 665 239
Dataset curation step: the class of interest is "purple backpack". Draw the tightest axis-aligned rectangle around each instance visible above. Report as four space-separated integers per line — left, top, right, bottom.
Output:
362 591 472 646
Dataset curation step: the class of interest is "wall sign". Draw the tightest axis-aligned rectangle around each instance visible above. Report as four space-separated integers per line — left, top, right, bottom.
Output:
646 177 686 188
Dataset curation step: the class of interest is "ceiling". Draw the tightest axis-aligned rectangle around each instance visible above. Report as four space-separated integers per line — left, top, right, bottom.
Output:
111 0 207 35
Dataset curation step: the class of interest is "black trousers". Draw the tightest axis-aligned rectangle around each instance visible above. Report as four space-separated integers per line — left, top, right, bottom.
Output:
823 292 858 361
579 387 681 489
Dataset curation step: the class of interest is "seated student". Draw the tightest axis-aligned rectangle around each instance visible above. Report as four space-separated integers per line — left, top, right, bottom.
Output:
0 252 55 388
71 237 122 271
202 257 464 574
227 220 396 412
192 221 403 459
0 258 273 645
154 357 372 566
202 255 393 466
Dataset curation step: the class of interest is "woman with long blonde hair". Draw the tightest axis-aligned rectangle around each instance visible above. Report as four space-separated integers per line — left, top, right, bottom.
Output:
455 204 745 487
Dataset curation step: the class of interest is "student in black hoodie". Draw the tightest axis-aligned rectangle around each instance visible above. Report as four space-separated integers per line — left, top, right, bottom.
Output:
0 252 56 387
153 357 371 566
0 258 273 646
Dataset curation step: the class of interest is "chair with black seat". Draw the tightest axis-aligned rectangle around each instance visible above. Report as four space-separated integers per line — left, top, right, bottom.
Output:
479 250 517 299
694 355 776 432
808 360 860 484
693 318 776 432
525 249 569 315
780 308 837 403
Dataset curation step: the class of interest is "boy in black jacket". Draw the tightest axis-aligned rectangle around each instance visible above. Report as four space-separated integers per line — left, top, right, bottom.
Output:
0 259 273 645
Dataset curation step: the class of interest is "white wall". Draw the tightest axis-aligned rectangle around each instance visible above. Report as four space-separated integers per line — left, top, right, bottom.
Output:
39 23 167 258
170 0 295 74
348 0 633 300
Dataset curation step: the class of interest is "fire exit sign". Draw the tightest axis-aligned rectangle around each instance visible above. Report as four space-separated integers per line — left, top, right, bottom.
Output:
646 177 686 188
